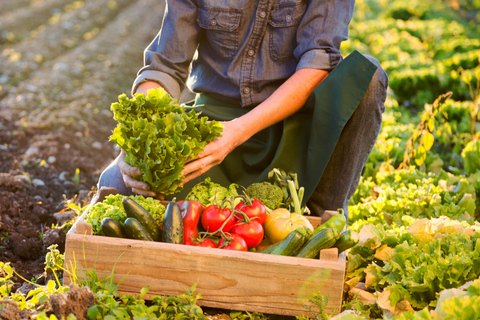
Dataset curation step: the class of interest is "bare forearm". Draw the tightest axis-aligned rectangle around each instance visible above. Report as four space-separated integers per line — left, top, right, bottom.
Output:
179 68 328 184
135 81 162 95
235 68 329 142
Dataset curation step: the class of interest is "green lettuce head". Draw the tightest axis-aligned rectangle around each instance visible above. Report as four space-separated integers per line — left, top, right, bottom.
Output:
109 88 223 195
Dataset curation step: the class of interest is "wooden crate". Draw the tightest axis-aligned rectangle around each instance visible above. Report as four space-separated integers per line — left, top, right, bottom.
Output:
63 188 346 317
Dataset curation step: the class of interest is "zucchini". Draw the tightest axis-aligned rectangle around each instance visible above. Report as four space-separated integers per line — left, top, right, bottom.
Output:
295 228 338 259
259 242 280 254
313 212 346 236
122 197 161 241
334 229 359 253
270 226 311 256
124 217 154 241
162 202 184 244
101 218 126 238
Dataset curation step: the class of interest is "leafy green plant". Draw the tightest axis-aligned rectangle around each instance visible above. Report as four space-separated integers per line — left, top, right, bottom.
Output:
0 262 14 299
85 193 166 235
296 293 334 320
364 230 480 309
72 168 81 187
45 244 65 286
230 310 270 320
109 87 223 195
2 253 209 320
399 92 452 169
460 67 480 174
342 292 383 319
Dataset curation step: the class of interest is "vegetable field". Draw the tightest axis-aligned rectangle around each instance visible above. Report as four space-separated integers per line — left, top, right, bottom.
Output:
0 0 479 319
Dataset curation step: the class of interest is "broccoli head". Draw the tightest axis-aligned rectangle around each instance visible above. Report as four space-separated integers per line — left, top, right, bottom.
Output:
246 181 284 210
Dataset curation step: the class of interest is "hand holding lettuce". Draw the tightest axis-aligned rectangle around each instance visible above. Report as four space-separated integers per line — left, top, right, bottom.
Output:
109 88 224 195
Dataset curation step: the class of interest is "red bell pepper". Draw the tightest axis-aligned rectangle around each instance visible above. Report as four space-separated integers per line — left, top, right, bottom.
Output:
177 200 205 245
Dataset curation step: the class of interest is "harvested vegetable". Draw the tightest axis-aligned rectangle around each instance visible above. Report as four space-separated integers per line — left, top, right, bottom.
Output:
109 88 223 195
313 211 347 236
124 217 154 241
123 197 162 241
177 200 205 245
295 228 338 259
263 208 313 244
245 182 284 210
234 197 267 225
231 219 264 249
270 226 311 256
162 202 184 244
268 168 306 215
101 218 127 238
201 203 236 234
218 233 248 251
186 177 238 206
85 194 166 235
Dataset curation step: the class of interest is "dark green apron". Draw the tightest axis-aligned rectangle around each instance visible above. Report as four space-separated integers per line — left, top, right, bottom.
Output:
171 51 377 206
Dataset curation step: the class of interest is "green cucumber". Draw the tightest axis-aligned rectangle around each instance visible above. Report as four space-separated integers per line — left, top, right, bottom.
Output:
259 242 280 254
101 218 126 238
296 228 338 259
162 202 184 244
124 217 154 241
334 229 359 253
122 197 161 241
313 213 346 236
270 226 311 256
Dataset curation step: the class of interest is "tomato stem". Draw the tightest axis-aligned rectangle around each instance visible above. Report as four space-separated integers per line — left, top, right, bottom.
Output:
196 198 236 247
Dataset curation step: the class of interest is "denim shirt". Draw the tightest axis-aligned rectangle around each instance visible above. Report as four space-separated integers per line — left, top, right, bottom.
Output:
133 0 355 107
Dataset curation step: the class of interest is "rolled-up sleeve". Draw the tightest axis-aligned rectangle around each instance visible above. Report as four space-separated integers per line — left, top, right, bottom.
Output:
294 0 355 71
132 0 201 99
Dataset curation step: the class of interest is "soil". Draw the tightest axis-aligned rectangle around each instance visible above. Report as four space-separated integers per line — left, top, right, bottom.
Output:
0 1 240 319
0 0 160 315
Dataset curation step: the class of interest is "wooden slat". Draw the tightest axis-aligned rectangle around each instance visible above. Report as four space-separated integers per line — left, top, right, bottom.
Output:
63 196 345 317
64 232 344 316
320 247 339 262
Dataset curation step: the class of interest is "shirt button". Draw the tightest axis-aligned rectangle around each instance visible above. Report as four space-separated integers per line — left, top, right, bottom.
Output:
259 11 267 18
285 15 292 22
247 49 255 57
210 19 217 26
243 87 250 94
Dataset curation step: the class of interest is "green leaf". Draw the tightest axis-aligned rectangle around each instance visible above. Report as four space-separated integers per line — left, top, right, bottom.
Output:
109 88 223 195
87 305 99 320
414 146 427 166
422 132 434 151
427 118 435 132
139 286 149 299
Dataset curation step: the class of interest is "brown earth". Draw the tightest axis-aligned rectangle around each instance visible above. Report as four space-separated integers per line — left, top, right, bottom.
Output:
1 1 297 319
0 0 166 294
0 1 239 318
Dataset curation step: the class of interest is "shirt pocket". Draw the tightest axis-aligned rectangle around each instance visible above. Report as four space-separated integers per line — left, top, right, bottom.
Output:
197 6 242 61
268 1 307 61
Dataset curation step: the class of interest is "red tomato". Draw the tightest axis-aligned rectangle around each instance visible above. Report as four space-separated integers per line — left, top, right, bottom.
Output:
201 204 236 234
194 238 218 248
218 233 248 251
231 220 264 249
234 199 267 225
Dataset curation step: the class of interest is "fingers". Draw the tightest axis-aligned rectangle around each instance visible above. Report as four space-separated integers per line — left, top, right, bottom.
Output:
116 150 142 177
115 150 165 199
122 174 157 197
181 155 220 185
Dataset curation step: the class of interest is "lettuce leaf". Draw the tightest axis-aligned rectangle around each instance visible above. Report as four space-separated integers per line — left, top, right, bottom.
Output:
185 177 238 207
109 88 223 195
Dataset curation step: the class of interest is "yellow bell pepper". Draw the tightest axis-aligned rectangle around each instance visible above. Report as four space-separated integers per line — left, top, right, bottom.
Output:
263 208 313 244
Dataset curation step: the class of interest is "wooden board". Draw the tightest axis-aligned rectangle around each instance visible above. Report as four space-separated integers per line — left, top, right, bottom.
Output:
63 191 346 317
